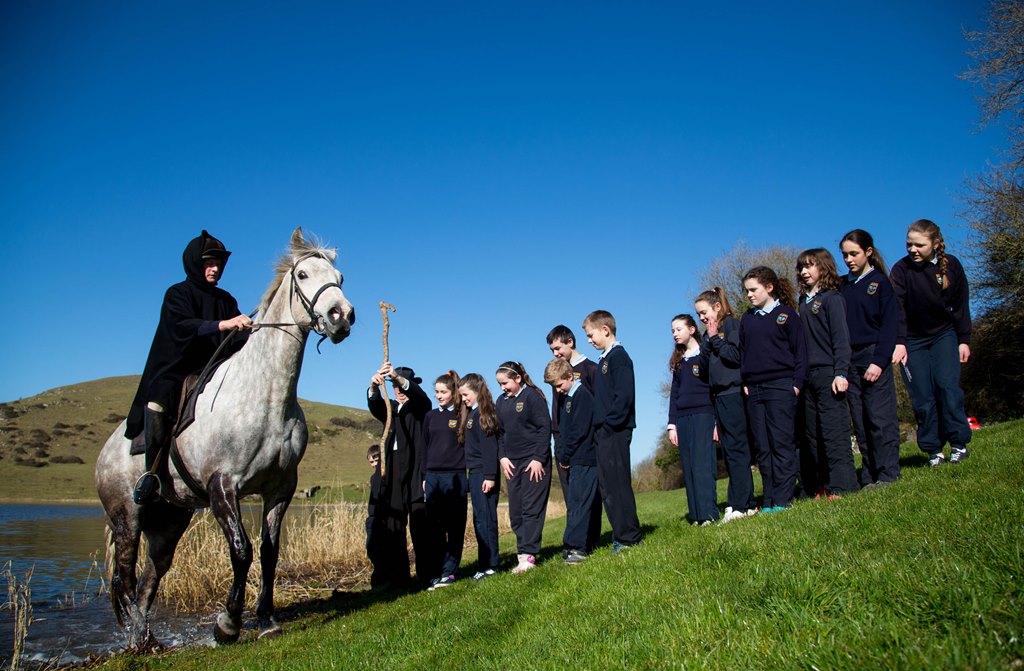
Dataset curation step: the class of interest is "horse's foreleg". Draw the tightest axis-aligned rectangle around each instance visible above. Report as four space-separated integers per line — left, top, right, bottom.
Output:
209 473 252 644
256 491 293 639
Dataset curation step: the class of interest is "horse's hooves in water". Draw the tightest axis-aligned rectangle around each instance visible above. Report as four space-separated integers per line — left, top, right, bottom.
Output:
213 612 241 644
258 620 282 639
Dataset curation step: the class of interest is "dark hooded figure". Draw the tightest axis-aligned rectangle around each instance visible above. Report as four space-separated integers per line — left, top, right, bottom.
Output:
127 230 252 504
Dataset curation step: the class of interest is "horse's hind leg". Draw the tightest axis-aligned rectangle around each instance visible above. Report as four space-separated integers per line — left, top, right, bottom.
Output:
132 503 193 650
209 473 252 644
106 505 141 631
256 489 295 639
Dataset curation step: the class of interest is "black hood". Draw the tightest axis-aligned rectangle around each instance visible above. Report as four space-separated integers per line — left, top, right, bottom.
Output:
183 230 231 291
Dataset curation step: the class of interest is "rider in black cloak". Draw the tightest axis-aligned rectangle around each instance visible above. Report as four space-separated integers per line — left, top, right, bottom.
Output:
126 230 252 504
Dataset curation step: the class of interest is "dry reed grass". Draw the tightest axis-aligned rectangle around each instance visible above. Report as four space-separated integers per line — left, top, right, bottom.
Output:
2 561 34 671
154 497 568 612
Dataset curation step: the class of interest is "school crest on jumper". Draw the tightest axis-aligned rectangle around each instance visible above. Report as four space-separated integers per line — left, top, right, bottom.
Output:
811 300 821 315
867 282 879 295
573 371 582 381
935 273 944 285
691 364 700 376
467 418 475 429
776 313 789 325
601 360 609 374
565 400 572 414
448 419 458 429
515 401 524 413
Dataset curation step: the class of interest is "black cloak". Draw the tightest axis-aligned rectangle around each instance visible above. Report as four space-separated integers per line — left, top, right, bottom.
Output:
125 231 247 438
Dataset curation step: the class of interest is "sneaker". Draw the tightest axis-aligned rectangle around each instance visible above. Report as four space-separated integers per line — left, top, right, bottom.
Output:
472 569 495 581
744 508 760 517
511 554 536 574
950 447 970 464
564 549 588 565
826 493 842 502
696 520 713 527
761 505 789 514
928 453 946 468
720 508 746 525
428 575 456 591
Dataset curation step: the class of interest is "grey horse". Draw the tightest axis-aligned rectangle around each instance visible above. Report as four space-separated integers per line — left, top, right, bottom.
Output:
96 228 354 649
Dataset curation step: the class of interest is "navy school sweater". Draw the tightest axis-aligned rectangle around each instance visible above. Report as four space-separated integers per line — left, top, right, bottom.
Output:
422 406 465 471
463 406 499 480
798 290 851 377
739 304 809 390
668 350 714 426
889 254 971 345
495 385 552 462
550 356 599 435
699 314 743 395
556 382 597 467
839 268 898 369
593 344 637 431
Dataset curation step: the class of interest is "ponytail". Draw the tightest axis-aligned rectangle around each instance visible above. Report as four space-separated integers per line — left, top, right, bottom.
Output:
742 266 796 307
841 229 888 275
694 286 734 320
496 361 547 401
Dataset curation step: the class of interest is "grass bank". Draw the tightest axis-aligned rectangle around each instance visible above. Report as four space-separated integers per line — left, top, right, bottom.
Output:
99 420 1023 670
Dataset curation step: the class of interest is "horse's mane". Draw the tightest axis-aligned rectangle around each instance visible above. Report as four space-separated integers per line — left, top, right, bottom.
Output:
257 235 338 315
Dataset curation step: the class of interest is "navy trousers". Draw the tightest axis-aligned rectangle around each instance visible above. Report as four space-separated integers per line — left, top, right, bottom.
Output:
746 381 799 508
903 329 972 456
505 455 551 555
678 412 719 522
556 435 604 550
424 470 468 578
802 368 860 494
714 390 756 511
847 345 901 485
595 426 642 545
468 471 500 570
563 464 600 551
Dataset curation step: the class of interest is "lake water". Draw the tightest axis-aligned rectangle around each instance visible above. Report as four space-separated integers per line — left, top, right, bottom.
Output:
0 503 208 667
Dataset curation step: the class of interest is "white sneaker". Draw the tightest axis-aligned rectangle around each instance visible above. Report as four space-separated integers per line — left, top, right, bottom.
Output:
929 453 946 467
950 447 970 464
744 508 760 517
511 554 536 574
719 508 746 525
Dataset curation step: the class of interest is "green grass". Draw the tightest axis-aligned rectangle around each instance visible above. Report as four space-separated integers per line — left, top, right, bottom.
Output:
95 420 1024 670
0 377 379 502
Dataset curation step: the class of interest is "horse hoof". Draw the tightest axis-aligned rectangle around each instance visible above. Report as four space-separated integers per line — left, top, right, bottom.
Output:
258 621 282 639
213 612 241 644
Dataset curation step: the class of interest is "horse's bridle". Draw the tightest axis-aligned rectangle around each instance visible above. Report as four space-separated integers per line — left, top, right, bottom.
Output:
287 251 342 337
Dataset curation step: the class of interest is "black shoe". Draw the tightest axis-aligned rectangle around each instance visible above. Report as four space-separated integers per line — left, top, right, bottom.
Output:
133 472 160 505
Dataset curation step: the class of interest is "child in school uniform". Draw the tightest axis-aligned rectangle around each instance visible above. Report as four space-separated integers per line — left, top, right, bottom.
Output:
694 288 757 523
796 249 859 498
546 324 602 552
457 373 501 580
422 370 467 590
583 310 642 552
667 314 718 526
495 361 552 573
890 219 973 466
839 229 902 486
544 358 600 564
739 267 808 512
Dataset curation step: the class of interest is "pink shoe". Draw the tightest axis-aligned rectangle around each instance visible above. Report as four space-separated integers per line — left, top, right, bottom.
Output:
511 554 536 574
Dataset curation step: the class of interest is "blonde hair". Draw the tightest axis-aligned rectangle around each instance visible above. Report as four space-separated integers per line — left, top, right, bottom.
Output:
543 358 573 384
583 309 616 335
694 286 734 320
908 219 950 289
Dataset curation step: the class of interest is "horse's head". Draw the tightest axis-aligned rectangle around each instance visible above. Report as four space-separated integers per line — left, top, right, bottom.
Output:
285 228 355 343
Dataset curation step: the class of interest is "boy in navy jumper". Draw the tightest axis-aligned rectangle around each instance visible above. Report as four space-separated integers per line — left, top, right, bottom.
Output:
544 358 600 563
583 310 642 552
546 324 602 550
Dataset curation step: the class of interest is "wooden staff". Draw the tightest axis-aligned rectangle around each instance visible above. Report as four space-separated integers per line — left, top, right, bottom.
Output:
378 301 396 477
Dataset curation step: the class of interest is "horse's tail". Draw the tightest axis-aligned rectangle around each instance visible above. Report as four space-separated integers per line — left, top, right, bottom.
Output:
104 520 127 627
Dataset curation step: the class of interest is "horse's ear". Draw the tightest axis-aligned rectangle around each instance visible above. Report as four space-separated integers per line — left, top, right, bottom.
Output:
290 227 305 251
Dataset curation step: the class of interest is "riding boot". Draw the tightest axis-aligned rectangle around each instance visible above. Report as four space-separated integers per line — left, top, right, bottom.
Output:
133 407 171 505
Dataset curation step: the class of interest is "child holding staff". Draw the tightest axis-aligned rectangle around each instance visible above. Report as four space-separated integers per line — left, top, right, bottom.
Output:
457 373 501 580
694 288 757 523
839 229 901 486
890 219 973 466
796 249 858 497
495 361 552 573
739 267 808 512
544 358 600 563
422 370 467 589
667 314 718 526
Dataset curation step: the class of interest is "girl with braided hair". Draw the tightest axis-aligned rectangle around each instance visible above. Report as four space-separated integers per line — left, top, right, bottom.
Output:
890 219 973 466
495 361 552 573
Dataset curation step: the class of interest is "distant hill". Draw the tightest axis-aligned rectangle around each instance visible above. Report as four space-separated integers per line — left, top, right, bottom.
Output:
0 376 378 502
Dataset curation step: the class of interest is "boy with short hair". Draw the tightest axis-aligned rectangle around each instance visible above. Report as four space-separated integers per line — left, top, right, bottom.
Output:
582 310 642 552
544 358 600 564
545 324 602 550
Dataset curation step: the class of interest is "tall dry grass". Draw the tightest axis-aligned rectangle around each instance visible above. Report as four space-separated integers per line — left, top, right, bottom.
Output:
156 498 567 612
2 561 34 671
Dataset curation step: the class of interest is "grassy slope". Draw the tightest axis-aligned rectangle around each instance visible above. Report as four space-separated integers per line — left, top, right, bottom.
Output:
98 420 1024 671
0 377 377 502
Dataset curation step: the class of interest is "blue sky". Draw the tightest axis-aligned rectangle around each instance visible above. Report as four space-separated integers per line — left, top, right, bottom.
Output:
1 1 996 465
